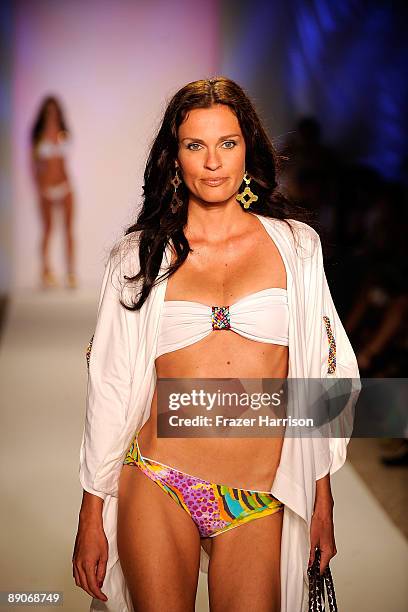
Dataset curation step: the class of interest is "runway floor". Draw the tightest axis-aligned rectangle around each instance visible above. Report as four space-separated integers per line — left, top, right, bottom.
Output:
0 288 407 611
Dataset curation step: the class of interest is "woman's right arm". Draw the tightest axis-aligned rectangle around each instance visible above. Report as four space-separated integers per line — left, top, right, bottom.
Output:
73 241 135 603
78 243 134 499
79 490 104 523
31 147 47 192
72 491 108 602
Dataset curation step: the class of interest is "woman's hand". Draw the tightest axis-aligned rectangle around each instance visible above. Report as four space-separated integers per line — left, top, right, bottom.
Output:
72 515 109 602
308 497 337 576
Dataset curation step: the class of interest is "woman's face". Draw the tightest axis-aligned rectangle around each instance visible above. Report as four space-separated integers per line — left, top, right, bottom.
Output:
45 101 58 123
177 104 246 204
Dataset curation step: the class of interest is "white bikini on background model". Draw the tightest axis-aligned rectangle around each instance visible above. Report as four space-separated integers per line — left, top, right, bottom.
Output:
36 138 71 202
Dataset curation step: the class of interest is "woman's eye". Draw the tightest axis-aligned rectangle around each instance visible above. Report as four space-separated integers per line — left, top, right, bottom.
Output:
186 141 237 151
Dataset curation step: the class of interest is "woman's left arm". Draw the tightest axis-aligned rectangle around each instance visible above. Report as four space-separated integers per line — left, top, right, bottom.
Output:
301 224 361 575
309 473 337 575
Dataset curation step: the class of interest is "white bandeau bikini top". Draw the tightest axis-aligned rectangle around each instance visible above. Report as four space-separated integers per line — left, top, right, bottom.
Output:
156 287 289 359
36 138 69 159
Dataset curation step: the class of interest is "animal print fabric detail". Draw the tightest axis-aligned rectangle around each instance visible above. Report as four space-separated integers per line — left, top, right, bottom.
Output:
123 432 284 538
323 316 336 374
85 334 94 370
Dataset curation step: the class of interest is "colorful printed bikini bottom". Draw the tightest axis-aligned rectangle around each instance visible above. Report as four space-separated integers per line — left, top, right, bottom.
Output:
122 432 284 538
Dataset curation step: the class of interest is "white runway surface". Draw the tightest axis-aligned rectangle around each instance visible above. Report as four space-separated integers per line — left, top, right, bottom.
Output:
1 290 407 611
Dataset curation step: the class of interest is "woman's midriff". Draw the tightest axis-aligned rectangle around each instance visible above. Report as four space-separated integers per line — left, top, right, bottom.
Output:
37 156 68 190
38 142 68 189
135 330 288 492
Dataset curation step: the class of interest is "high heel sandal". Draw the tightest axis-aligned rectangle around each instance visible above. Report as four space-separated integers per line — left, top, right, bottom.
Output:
41 270 59 289
66 272 78 289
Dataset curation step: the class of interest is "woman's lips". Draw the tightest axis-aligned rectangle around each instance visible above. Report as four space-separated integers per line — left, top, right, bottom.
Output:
201 178 228 186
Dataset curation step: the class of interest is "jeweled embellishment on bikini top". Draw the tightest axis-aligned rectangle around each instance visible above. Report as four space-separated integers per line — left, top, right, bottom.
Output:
211 305 231 330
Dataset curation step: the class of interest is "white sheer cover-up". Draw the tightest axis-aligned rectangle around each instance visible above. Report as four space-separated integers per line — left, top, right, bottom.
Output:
79 212 361 612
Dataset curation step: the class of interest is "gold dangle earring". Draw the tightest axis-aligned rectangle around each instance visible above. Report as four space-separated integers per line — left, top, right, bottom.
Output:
236 171 258 209
170 164 183 213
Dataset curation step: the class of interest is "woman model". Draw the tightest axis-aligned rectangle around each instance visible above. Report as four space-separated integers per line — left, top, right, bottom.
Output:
31 96 77 289
73 77 360 612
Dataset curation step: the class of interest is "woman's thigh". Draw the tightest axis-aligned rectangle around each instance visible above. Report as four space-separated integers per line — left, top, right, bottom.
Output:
62 190 74 229
117 464 201 612
207 508 284 612
38 196 53 229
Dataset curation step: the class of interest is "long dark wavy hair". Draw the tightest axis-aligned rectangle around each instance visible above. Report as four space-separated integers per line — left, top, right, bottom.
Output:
119 76 316 311
31 95 69 147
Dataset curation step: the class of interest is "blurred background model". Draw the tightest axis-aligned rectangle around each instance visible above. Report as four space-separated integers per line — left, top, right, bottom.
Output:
31 96 77 289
